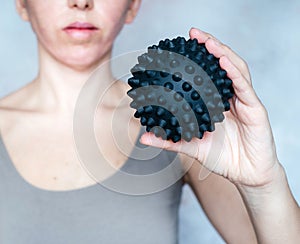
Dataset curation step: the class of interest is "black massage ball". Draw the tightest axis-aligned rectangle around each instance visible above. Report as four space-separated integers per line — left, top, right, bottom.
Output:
127 37 234 143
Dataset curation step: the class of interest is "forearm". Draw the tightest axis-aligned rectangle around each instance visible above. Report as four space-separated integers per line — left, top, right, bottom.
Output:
237 164 300 244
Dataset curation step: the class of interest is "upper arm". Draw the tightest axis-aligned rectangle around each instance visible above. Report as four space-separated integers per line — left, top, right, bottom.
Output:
181 154 257 244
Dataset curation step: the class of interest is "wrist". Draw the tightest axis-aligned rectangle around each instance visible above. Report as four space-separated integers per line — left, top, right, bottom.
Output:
235 163 300 244
235 162 288 202
236 163 298 216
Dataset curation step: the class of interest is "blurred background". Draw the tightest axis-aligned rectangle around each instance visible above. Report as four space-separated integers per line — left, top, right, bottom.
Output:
1 0 299 243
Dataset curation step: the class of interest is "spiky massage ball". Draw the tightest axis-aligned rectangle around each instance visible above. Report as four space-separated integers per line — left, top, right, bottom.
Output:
127 37 234 142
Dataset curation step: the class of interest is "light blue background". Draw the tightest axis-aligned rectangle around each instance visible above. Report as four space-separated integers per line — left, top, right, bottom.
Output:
1 0 299 243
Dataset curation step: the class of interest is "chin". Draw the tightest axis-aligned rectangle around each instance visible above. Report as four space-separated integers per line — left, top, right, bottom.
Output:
62 58 101 72
58 47 111 72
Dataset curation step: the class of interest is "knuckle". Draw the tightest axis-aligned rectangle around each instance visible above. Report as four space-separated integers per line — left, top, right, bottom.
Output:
222 44 232 52
240 59 249 71
258 105 269 118
206 33 214 39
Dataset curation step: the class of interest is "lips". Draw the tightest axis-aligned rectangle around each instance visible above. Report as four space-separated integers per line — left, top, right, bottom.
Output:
63 22 99 39
64 22 98 31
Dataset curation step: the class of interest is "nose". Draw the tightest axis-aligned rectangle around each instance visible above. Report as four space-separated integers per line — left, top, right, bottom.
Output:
68 0 94 10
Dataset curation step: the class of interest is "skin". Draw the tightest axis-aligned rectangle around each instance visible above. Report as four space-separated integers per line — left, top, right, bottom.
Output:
141 29 300 243
0 0 142 190
0 0 298 243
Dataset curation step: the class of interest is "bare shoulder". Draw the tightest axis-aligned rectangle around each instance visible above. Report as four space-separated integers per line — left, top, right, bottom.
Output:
0 94 17 135
0 83 34 111
0 84 33 134
179 153 223 187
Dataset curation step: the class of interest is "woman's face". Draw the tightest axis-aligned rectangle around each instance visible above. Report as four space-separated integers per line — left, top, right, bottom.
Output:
16 0 141 70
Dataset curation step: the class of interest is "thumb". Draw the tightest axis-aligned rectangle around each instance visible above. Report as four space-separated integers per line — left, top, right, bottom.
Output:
139 132 214 163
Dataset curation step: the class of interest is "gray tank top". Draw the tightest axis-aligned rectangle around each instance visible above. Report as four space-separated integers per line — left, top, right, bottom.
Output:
0 130 183 244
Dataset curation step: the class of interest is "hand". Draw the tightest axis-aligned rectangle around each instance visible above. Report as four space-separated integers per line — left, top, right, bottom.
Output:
140 27 281 187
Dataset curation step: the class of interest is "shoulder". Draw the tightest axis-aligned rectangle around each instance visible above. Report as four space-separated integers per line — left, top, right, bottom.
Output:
0 85 32 135
179 153 222 188
0 83 34 111
0 94 16 136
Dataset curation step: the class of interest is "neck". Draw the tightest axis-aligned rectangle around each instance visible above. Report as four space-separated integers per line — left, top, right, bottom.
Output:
33 44 114 114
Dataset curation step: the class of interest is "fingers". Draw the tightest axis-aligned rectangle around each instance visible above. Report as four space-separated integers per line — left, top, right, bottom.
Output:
189 28 252 82
219 56 260 107
189 28 213 42
205 38 252 82
189 27 261 107
140 132 180 151
140 132 210 161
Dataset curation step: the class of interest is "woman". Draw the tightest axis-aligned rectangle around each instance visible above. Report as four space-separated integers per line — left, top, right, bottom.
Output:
0 0 298 243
